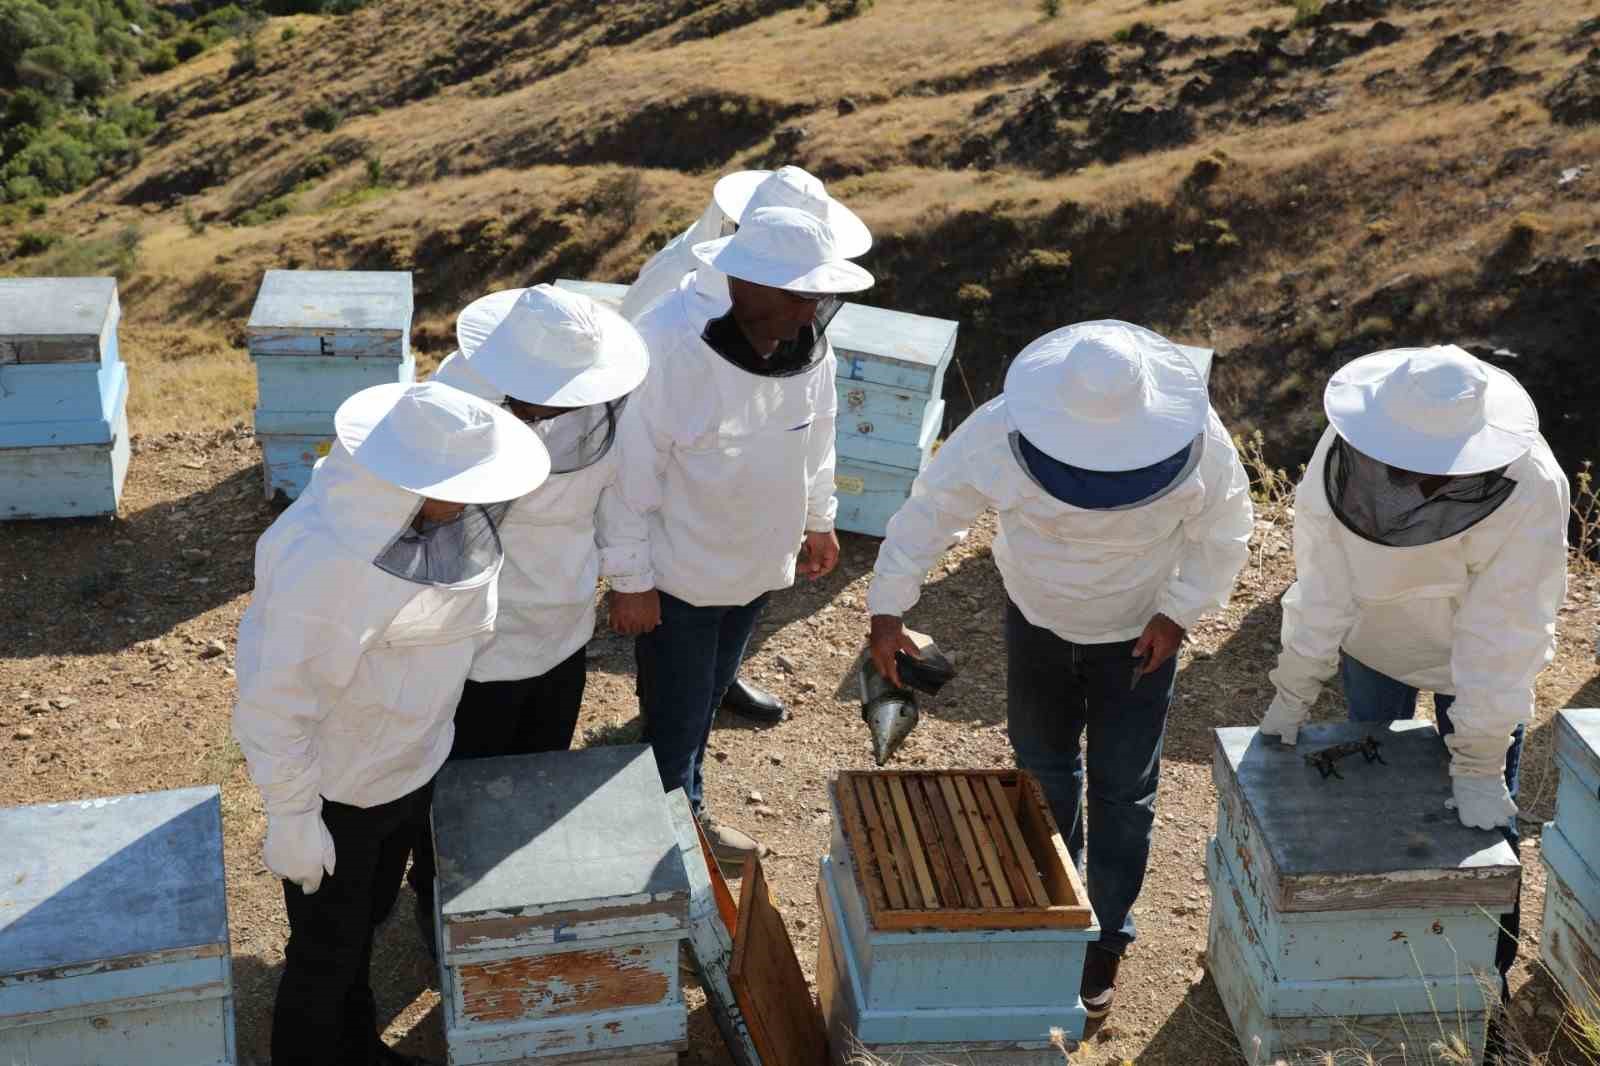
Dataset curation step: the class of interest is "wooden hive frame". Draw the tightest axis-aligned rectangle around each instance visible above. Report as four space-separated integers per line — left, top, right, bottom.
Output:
833 770 1092 932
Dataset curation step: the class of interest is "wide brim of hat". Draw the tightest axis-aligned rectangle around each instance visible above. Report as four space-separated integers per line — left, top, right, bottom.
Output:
1003 321 1210 471
1324 349 1539 475
335 383 551 504
691 236 874 294
455 288 650 407
711 170 873 258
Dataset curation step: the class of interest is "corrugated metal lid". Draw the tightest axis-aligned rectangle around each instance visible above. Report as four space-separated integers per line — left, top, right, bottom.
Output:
433 746 688 925
0 787 228 977
1214 721 1519 911
246 270 413 335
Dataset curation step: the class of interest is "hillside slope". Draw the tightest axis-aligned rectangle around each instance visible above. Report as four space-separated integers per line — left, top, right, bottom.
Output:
3 0 1598 471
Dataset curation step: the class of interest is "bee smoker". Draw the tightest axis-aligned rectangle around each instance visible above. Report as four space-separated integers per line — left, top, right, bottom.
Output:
857 628 956 766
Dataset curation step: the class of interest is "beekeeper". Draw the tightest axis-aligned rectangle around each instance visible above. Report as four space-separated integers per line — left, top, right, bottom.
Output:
403 284 650 953
609 205 873 871
619 164 870 726
865 321 1253 1027
233 382 548 1066
1260 346 1568 989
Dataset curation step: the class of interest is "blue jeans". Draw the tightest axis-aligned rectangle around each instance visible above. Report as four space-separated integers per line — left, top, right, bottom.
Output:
1004 600 1177 956
1339 652 1523 985
637 591 768 812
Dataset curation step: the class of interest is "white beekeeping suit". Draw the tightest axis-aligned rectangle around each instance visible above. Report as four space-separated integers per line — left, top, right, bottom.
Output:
232 383 549 893
429 285 650 682
1261 346 1569 830
619 165 871 322
868 324 1254 642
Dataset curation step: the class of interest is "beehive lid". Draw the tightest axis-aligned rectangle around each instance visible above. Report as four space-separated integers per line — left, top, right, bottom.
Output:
1555 708 1600 788
433 746 688 935
0 787 228 978
832 769 1094 932
829 304 958 372
0 277 117 364
1214 721 1520 913
246 269 412 339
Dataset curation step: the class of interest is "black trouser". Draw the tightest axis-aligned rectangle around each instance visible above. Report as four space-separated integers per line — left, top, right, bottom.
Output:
407 647 587 910
272 782 433 1066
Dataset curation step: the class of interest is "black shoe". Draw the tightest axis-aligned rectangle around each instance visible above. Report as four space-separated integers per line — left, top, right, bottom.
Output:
720 677 786 724
1080 945 1121 1022
414 895 438 962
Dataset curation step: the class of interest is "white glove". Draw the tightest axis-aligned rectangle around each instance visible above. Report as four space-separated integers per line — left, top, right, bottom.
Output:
264 810 337 894
1446 775 1518 831
1259 692 1311 746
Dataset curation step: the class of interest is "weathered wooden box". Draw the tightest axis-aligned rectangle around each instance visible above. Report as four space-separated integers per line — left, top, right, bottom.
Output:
246 269 414 501
0 276 131 519
0 786 236 1065
1540 709 1600 1017
818 770 1099 1064
430 745 690 1064
1207 722 1519 1065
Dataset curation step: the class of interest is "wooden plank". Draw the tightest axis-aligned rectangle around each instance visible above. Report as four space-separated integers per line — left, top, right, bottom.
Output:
850 776 908 912
921 777 981 909
831 777 891 925
986 775 1051 907
937 776 1000 908
953 775 1015 908
457 944 673 1023
971 774 1038 907
729 857 829 1066
866 777 922 909
904 777 962 909
869 906 1094 932
1014 772 1091 912
885 777 939 909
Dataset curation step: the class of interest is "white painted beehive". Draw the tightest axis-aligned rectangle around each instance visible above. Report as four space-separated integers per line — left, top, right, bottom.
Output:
1207 721 1519 1065
429 745 690 1064
0 786 235 1065
246 269 415 501
0 276 130 519
818 770 1099 1064
1540 708 1600 1017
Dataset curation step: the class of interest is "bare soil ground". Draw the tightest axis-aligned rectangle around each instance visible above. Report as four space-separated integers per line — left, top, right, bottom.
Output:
3 436 1597 1064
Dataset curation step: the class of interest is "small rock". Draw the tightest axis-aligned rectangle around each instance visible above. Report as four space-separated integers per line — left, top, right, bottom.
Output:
795 917 808 930
713 749 729 762
199 640 227 660
181 459 207 470
1559 164 1591 187
769 754 785 766
747 790 765 805
14 727 35 740
49 696 78 710
836 97 857 115
775 654 799 675
107 719 124 731
752 805 776 818
182 548 212 564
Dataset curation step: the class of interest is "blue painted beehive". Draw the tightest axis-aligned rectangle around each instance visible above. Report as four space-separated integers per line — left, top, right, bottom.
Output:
430 746 689 1064
818 770 1099 1064
1207 722 1519 1065
245 269 414 501
0 786 235 1065
1540 708 1600 1016
0 276 130 519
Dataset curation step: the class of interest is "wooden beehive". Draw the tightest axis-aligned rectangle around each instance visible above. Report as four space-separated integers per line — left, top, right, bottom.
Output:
245 269 414 501
0 786 235 1065
430 745 689 1065
1208 722 1519 1065
1541 708 1600 1018
817 770 1099 1063
0 276 130 519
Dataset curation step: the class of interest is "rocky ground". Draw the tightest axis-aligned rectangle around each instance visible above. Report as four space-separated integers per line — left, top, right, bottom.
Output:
3 435 1598 1064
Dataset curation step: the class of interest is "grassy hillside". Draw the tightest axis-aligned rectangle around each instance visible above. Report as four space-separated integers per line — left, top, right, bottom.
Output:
1 0 1597 475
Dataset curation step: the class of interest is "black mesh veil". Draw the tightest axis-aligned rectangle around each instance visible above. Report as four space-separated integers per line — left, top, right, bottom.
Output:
528 398 627 474
704 295 843 378
374 502 508 587
1324 437 1516 548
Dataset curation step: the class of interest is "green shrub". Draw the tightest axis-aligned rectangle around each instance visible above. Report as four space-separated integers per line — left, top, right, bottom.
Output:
140 43 177 73
364 155 383 186
1040 0 1062 15
174 34 207 61
302 101 343 132
822 0 873 21
301 153 337 179
15 230 60 256
281 26 298 42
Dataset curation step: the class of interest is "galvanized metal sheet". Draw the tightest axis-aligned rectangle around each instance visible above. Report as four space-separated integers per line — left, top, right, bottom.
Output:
0 278 117 364
433 746 688 928
0 787 228 978
1555 709 1600 803
1213 722 1519 911
553 279 629 310
829 304 958 372
245 270 413 336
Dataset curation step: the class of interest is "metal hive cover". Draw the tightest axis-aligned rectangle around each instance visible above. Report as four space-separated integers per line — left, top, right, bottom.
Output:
246 269 413 335
0 786 228 977
433 745 688 921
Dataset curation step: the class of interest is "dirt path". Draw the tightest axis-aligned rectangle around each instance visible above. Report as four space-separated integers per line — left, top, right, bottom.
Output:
2 435 1597 1064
